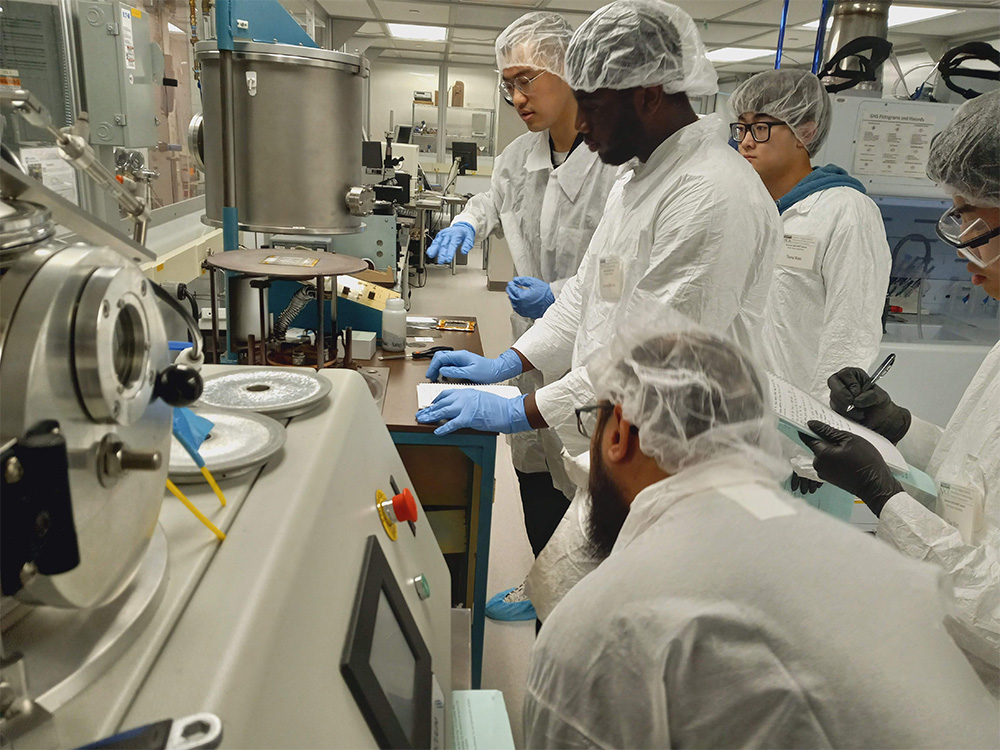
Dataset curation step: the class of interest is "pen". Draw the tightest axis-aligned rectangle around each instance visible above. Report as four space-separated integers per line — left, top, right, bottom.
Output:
845 353 895 413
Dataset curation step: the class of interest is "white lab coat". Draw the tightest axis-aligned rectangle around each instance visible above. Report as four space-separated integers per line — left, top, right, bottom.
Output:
453 130 617 482
881 341 1000 692
524 458 999 749
518 116 781 616
760 187 891 401
515 114 781 462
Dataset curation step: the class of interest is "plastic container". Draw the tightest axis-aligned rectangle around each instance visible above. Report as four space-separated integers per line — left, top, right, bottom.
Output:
381 298 407 352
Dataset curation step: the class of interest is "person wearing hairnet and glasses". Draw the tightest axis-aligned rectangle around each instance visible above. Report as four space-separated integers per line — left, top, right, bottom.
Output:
424 13 620 622
522 315 998 749
417 0 781 620
802 90 1000 695
729 69 892 496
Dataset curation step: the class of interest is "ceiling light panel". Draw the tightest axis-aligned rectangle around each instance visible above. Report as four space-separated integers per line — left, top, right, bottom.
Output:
705 47 773 63
387 23 448 42
802 5 958 29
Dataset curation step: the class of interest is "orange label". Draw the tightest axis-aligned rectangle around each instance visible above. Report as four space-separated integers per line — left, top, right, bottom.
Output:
131 7 142 17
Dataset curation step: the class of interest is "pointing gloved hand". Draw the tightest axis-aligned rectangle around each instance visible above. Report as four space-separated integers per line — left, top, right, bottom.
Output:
425 348 523 383
506 276 556 319
827 367 911 444
426 222 476 265
799 420 903 517
790 472 823 495
416 390 531 436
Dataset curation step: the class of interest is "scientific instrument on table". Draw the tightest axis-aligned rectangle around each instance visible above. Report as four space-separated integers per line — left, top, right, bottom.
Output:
0 5 458 748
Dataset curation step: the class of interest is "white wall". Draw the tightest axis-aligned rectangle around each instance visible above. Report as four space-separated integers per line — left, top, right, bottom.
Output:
368 61 440 141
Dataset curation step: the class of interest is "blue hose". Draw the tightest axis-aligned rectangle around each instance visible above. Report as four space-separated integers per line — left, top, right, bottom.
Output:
775 0 791 69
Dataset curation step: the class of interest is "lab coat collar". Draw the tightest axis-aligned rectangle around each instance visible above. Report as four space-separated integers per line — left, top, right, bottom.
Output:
630 114 723 183
554 146 602 203
612 455 778 552
524 130 553 173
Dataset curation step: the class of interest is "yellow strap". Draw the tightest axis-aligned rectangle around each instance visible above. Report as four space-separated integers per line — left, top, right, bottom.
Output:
166 479 226 541
200 466 228 507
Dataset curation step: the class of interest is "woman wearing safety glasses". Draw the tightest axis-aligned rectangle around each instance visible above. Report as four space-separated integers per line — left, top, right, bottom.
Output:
802 90 1000 696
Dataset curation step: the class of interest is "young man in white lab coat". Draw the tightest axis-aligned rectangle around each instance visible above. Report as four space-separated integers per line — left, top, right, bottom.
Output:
729 69 891 403
803 90 1000 695
424 13 619 619
417 0 781 618
522 317 998 748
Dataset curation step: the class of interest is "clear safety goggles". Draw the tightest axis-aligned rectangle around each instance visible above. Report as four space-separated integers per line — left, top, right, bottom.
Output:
936 206 1000 268
499 71 546 104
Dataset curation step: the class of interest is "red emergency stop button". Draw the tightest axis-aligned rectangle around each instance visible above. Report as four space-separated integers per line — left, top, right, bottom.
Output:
392 488 418 523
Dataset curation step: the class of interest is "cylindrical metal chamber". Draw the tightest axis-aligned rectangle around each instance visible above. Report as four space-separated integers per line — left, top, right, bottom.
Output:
196 42 369 235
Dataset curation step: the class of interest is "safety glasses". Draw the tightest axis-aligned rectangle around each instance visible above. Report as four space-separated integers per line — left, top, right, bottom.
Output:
936 206 1000 268
499 71 546 104
730 121 787 144
575 403 613 438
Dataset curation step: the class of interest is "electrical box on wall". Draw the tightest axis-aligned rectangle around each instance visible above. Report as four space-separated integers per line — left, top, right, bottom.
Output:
77 0 163 147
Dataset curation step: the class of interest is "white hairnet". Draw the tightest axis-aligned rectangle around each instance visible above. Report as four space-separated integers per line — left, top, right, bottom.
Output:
926 90 1000 208
565 0 718 96
588 313 782 476
729 69 832 155
495 12 574 80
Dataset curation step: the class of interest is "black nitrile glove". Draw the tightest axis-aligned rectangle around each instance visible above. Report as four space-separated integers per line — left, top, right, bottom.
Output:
790 472 823 495
799 420 903 517
827 367 912 444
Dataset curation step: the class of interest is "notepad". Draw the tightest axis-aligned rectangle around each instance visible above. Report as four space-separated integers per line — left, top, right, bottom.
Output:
417 383 521 409
767 371 907 473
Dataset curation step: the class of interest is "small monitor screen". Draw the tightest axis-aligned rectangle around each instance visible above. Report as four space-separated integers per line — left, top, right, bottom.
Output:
395 125 413 144
369 591 417 742
451 141 478 174
362 141 383 169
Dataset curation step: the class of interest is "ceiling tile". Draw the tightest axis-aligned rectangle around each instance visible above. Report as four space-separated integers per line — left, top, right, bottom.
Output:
453 5 532 28
374 0 451 24
393 38 448 51
717 0 821 26
888 8 993 39
357 22 384 35
450 41 494 55
739 28 821 51
449 53 498 64
450 27 500 42
459 0 542 6
700 22 772 46
317 0 375 20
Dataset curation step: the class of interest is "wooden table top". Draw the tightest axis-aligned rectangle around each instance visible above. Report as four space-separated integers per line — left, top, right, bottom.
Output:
377 316 489 434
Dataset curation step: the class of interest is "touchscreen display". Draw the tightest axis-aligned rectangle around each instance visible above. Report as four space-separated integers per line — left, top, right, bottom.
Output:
369 590 417 741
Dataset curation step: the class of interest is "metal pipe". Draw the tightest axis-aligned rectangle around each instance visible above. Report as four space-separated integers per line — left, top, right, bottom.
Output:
812 0 834 74
775 0 791 68
57 0 82 121
209 268 220 364
315 275 325 370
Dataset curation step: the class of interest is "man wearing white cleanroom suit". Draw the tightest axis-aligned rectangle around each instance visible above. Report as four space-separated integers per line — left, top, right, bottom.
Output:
417 0 781 619
804 90 1000 694
729 69 890 401
426 14 618 574
522 318 998 748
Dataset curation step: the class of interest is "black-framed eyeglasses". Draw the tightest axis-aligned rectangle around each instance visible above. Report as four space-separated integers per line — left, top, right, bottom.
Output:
730 121 787 144
499 71 546 104
575 403 614 438
936 206 1000 268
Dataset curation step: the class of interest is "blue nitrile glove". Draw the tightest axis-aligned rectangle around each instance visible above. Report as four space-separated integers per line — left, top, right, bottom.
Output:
506 276 555 319
426 348 522 383
416 391 531 436
172 407 214 467
426 222 476 264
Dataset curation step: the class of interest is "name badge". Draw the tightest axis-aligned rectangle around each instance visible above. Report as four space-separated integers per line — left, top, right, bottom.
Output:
599 257 623 301
937 482 983 545
779 234 819 270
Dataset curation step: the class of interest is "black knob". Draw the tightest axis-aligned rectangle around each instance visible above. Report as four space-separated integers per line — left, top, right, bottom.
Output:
155 364 203 407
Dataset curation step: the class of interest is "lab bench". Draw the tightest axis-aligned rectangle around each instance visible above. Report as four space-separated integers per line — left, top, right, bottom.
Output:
378 316 497 689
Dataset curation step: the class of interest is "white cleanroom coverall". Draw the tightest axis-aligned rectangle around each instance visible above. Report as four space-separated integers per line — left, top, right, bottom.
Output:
883 341 999 692
517 115 781 617
514 115 781 455
452 130 617 482
761 187 891 401
523 458 999 749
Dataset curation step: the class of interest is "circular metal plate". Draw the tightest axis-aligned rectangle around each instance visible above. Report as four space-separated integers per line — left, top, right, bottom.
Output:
169 408 286 483
203 249 368 278
197 367 333 418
